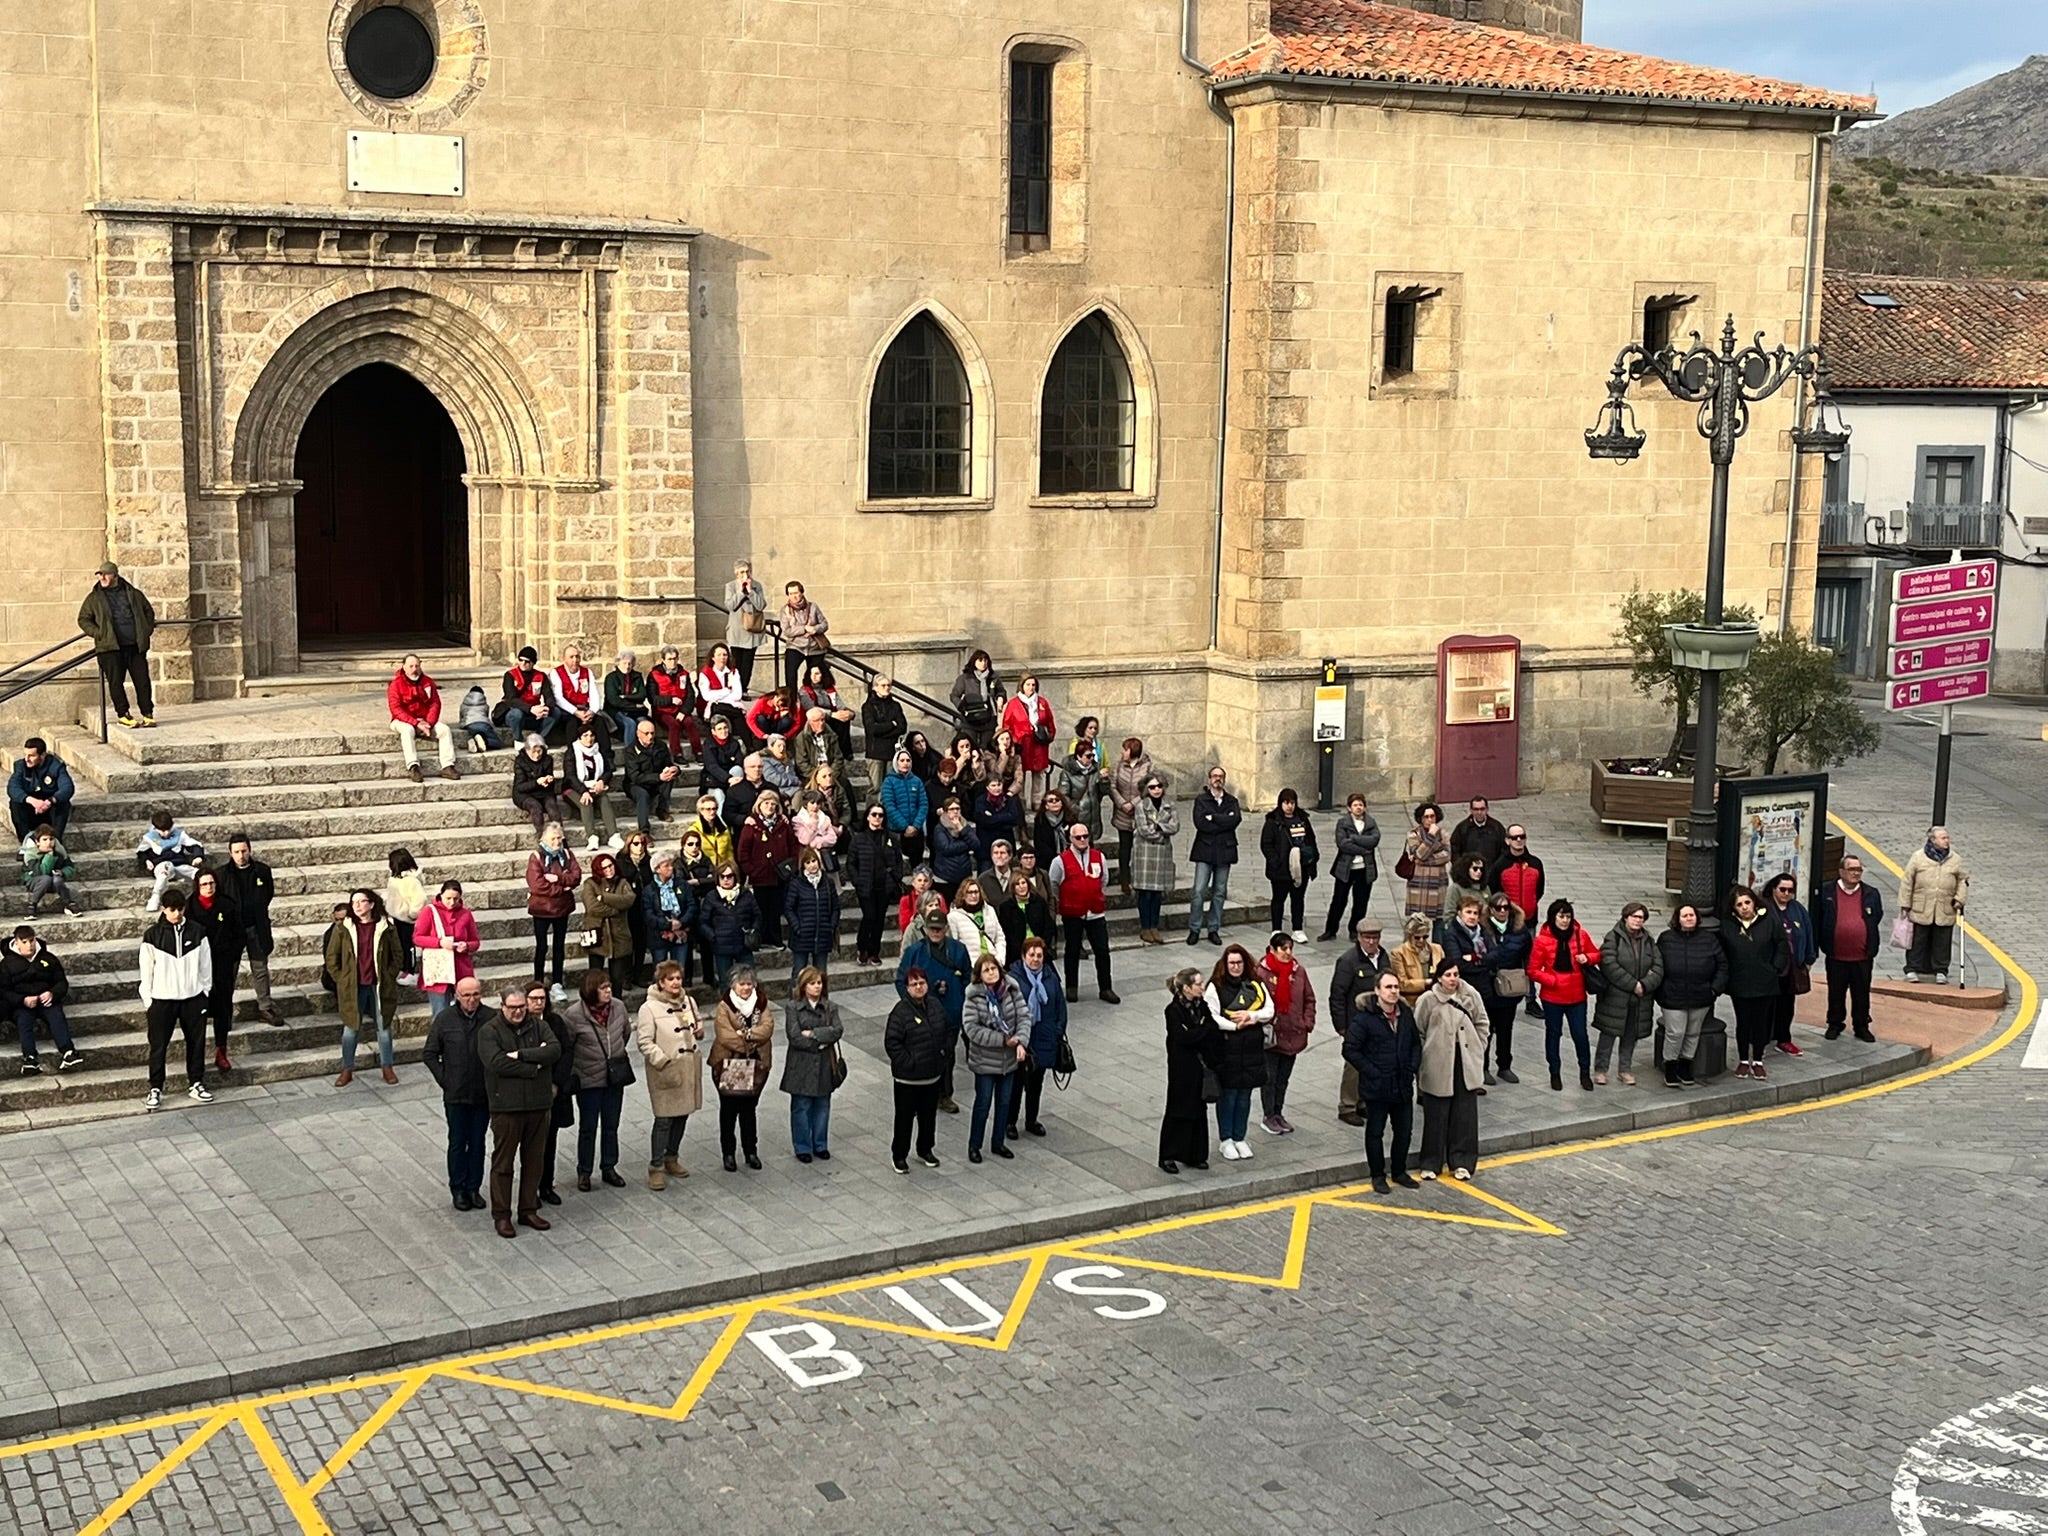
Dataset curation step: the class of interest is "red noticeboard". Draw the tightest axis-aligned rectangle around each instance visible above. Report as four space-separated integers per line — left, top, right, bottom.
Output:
1435 635 1519 804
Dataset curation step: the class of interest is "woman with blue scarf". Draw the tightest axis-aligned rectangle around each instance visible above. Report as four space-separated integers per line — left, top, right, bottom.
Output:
640 851 695 974
1005 937 1068 1141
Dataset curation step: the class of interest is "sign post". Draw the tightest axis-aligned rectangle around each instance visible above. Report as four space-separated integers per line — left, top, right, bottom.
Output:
1886 554 1998 825
1312 659 1344 811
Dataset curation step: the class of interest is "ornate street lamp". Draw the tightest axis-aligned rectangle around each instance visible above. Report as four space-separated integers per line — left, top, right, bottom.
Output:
1586 316 1849 913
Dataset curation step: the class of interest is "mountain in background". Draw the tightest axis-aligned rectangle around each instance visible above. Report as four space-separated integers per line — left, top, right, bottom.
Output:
1841 55 2048 176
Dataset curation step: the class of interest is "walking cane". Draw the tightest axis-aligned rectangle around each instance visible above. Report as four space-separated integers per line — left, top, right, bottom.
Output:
1954 922 1969 991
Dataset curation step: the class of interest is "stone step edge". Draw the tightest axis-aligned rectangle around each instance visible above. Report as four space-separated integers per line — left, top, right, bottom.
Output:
0 1036 1934 1440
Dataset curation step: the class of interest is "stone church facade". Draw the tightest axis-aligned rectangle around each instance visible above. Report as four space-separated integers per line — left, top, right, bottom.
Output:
0 0 1871 797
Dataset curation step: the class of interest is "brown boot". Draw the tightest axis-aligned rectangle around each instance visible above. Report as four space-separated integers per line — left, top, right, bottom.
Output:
334 1068 354 1087
380 1065 399 1085
648 1166 666 1191
664 1158 688 1178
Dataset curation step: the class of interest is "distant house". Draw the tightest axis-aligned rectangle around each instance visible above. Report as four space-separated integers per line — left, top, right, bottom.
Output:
1817 274 2048 691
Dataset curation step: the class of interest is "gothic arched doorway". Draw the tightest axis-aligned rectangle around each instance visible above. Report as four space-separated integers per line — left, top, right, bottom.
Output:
292 363 471 645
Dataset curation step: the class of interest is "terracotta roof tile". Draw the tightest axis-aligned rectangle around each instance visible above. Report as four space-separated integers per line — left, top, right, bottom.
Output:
1821 273 2048 392
1208 0 1876 116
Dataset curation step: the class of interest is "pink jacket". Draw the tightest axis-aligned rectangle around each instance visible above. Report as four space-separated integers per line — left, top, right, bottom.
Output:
414 900 481 995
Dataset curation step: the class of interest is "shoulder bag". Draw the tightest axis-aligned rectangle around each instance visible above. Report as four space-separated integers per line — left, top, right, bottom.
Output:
1492 965 1530 999
598 1014 635 1089
1578 939 1608 997
741 604 765 635
418 903 458 988
1053 1032 1077 1088
829 1042 849 1089
717 1050 760 1095
1394 846 1416 881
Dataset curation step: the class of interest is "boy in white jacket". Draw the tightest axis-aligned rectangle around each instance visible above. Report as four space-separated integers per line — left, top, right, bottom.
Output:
139 888 213 1109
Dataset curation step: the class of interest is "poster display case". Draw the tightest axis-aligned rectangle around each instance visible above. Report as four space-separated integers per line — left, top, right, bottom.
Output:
1435 635 1520 803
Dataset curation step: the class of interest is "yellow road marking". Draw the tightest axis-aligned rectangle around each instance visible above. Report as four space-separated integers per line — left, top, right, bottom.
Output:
12 810 2032 1536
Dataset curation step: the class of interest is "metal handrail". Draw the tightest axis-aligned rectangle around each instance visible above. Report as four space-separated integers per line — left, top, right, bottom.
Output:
0 633 96 690
0 616 242 745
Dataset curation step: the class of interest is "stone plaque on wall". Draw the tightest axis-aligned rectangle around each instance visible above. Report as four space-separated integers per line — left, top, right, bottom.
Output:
346 132 465 196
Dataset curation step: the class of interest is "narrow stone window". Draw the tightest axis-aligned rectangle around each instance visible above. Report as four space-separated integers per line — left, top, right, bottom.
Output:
1384 289 1424 376
1642 292 1697 355
868 314 972 500
1008 60 1053 253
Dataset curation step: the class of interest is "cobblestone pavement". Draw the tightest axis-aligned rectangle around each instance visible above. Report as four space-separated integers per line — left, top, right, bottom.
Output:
5 710 2046 1534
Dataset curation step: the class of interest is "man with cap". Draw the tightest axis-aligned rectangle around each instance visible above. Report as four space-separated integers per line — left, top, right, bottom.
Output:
896 906 973 1114
494 646 556 744
1330 916 1393 1125
479 986 561 1238
78 561 157 729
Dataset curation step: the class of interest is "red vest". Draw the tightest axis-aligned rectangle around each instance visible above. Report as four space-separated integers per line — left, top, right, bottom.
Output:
1057 849 1106 918
554 666 593 708
505 667 545 708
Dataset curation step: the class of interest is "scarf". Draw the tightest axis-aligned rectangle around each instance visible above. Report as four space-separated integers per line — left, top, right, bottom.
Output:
1020 963 1049 1023
1264 954 1296 1014
1924 838 1950 862
728 989 759 1020
657 880 681 919
574 744 603 781
538 844 569 870
1458 921 1490 959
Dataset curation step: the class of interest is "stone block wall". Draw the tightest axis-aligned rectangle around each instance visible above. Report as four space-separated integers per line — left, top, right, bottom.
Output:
1382 0 1583 41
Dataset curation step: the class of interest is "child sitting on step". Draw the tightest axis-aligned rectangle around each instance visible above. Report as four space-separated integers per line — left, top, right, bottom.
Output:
19 825 79 918
135 808 203 915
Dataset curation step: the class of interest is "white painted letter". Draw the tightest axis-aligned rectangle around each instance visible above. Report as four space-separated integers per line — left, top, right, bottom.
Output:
883 1276 1007 1334
746 1322 864 1388
1052 1264 1168 1320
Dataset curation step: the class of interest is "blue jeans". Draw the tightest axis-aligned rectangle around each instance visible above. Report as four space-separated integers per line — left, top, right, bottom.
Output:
789 1093 832 1156
1136 889 1164 929
13 1003 75 1061
789 948 829 980
576 1083 625 1175
343 985 393 1069
462 722 503 751
650 936 687 971
714 949 753 988
1215 1085 1255 1142
1543 1000 1591 1076
444 1101 490 1195
970 1072 1014 1152
1188 862 1230 936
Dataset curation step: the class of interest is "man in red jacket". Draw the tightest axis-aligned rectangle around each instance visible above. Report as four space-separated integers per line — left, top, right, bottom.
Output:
1049 824 1120 1005
388 654 460 784
1486 824 1546 1018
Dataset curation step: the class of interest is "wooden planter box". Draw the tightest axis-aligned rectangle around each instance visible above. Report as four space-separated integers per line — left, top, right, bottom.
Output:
1590 759 1712 829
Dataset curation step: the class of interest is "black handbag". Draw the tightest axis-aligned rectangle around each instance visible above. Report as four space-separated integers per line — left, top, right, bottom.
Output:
1053 1032 1077 1088
598 1017 635 1089
1579 959 1608 997
829 1043 848 1089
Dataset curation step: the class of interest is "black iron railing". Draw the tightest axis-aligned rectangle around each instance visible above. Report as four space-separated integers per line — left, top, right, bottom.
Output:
0 617 241 744
686 594 958 736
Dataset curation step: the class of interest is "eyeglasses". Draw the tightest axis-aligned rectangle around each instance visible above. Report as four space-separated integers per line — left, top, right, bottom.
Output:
1506 834 1526 842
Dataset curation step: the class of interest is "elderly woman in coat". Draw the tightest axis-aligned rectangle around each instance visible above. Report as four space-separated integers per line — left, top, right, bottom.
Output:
1129 773 1179 945
578 852 638 975
1414 956 1490 1181
1899 825 1969 984
1401 801 1452 918
1390 912 1442 1002
961 953 1029 1162
780 967 843 1163
1593 901 1665 1087
710 966 774 1171
635 960 704 1189
1108 738 1155 895
564 969 635 1191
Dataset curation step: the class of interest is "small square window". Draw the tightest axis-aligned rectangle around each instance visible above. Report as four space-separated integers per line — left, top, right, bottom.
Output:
1371 274 1460 399
1642 293 1696 354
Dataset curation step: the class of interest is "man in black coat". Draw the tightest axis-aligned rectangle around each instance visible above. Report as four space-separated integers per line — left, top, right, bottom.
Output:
422 976 495 1211
1330 918 1393 1125
7 739 75 841
480 988 562 1238
621 718 681 833
78 561 157 727
218 834 283 1026
1448 797 1508 874
1342 971 1422 1193
1186 765 1242 946
1 925 81 1075
1817 854 1883 1043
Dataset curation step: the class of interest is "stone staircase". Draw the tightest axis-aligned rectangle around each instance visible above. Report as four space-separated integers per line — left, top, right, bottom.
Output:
1 689 1253 1129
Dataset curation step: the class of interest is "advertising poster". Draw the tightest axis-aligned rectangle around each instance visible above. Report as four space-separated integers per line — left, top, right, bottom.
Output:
1715 773 1831 909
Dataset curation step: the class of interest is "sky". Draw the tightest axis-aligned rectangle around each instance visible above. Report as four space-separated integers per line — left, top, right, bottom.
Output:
1582 0 2035 117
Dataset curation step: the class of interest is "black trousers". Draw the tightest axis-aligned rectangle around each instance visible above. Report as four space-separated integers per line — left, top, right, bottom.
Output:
1731 995 1775 1060
1062 915 1111 994
1268 880 1305 933
1419 1060 1479 1174
1482 994 1519 1073
1906 923 1954 977
718 1092 761 1157
206 942 241 1051
1323 876 1372 939
1116 828 1134 886
892 1081 940 1161
145 996 205 1090
1771 983 1797 1045
733 647 757 694
98 645 153 718
1007 1064 1046 1132
855 890 888 959
1826 957 1873 1031
1363 1096 1413 1178
531 915 567 984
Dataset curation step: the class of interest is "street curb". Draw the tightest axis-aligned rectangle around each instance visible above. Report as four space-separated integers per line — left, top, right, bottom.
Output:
0 1039 1934 1443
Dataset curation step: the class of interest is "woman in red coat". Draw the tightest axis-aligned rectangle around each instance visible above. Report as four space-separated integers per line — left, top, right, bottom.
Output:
1528 897 1601 1094
736 789 799 950
1000 673 1056 813
414 880 482 1001
525 821 583 1000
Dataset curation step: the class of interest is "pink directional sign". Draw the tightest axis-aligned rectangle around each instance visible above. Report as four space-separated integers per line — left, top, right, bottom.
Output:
1888 668 1991 711
1891 594 1996 646
1894 559 1997 604
1888 636 1993 677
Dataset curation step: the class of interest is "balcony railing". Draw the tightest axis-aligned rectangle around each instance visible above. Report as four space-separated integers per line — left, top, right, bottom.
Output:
1903 502 2004 550
1819 501 1865 551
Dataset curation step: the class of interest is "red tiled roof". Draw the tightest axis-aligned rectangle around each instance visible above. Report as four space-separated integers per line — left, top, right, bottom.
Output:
1208 0 1876 116
1821 273 2048 392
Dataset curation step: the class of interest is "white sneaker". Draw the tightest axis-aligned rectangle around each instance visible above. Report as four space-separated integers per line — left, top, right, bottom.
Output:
188 1082 214 1104
1218 1140 1240 1161
549 982 567 1004
1936 972 1950 985
144 1087 162 1111
607 834 626 851
1904 971 1920 983
1234 1139 1253 1160
586 836 601 851
1291 930 1309 945
397 971 420 989
468 735 486 755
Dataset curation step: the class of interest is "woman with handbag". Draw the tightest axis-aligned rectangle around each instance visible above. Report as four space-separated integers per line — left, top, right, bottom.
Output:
1317 793 1380 943
699 862 761 989
783 847 841 980
523 980 576 1208
709 966 773 1171
1764 873 1818 1057
781 966 844 1164
1259 788 1320 943
1722 885 1789 1080
1001 673 1056 812
960 953 1028 1164
1528 898 1601 1093
564 968 634 1191
737 789 798 949
1256 931 1316 1135
1400 802 1452 919
635 961 704 1190
1203 945 1274 1162
1593 902 1664 1086
578 853 638 978
1004 938 1067 1142
525 821 581 1004
414 881 481 1002
950 650 1007 752
884 967 948 1173
1473 893 1530 1084
1413 957 1491 1181
1159 967 1219 1175
1654 903 1723 1088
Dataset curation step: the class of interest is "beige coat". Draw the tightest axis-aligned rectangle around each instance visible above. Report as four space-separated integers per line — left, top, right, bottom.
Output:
1899 847 1969 927
636 991 705 1117
1414 981 1490 1098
